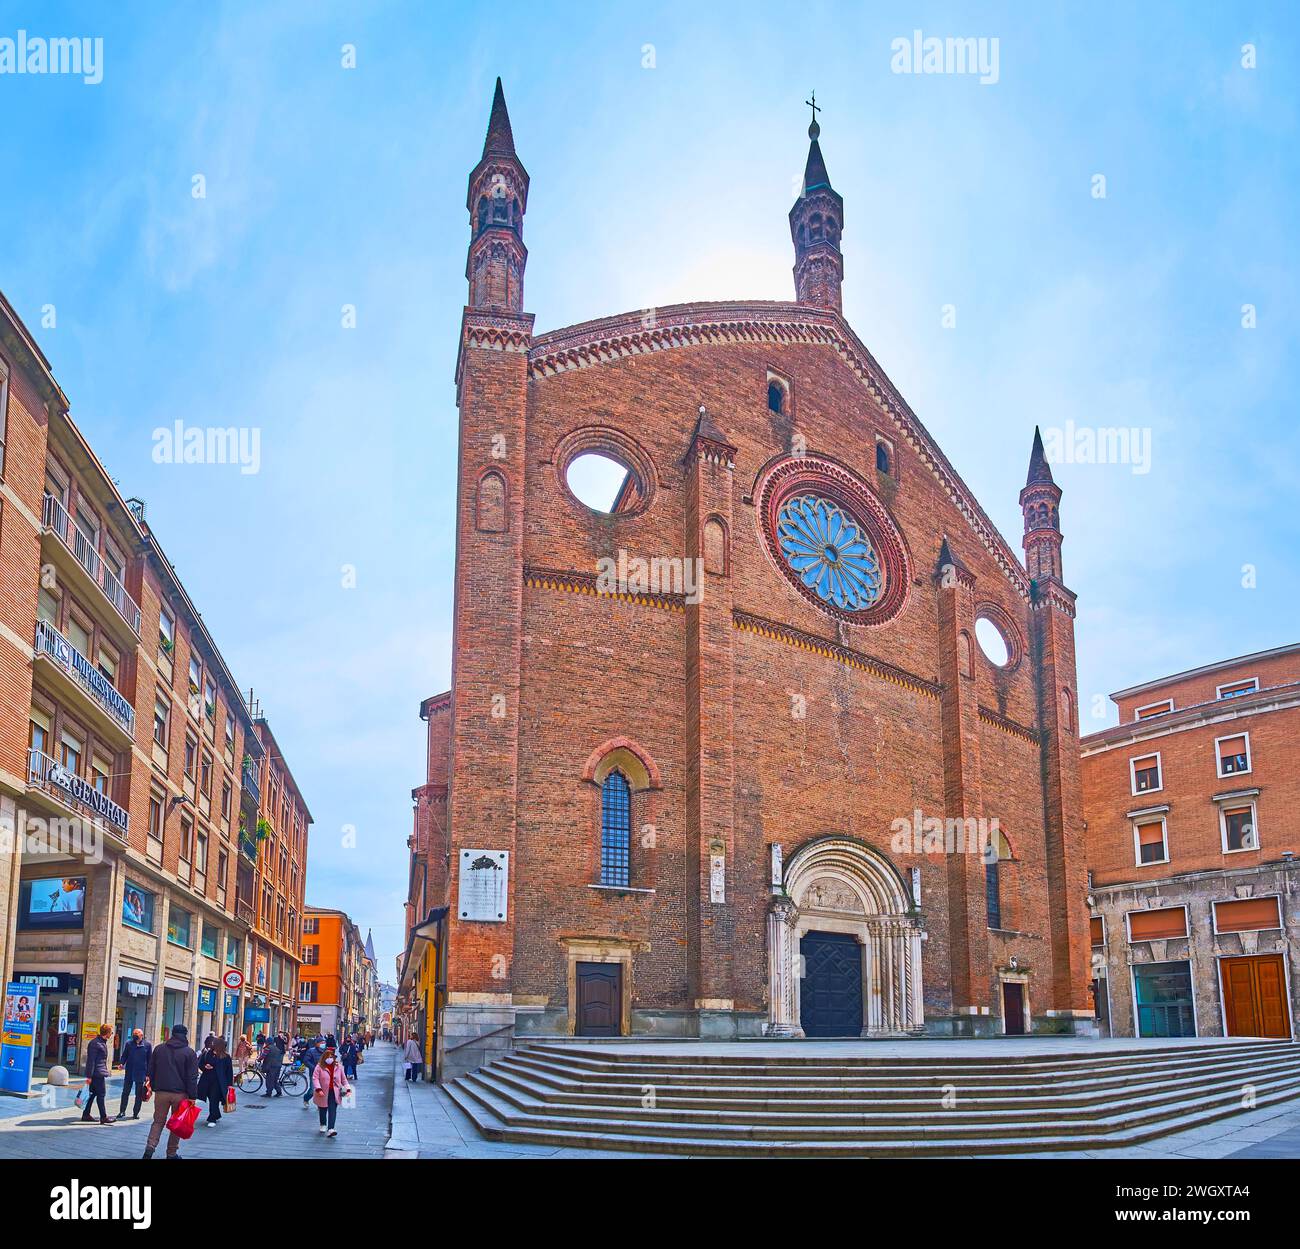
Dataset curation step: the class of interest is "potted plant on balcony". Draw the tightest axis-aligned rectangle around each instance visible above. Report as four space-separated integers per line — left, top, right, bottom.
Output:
255 817 272 842
159 633 174 655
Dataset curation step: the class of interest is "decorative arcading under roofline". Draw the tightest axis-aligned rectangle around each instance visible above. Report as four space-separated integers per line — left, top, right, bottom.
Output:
1031 579 1078 619
527 301 1031 599
455 309 534 401
524 565 686 613
733 610 941 699
977 705 1041 745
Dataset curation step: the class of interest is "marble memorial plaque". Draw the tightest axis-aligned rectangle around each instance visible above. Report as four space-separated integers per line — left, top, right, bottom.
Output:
457 848 509 922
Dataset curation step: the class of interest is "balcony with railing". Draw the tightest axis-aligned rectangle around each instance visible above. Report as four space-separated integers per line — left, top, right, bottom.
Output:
241 758 261 803
27 747 130 839
34 620 136 738
41 493 142 637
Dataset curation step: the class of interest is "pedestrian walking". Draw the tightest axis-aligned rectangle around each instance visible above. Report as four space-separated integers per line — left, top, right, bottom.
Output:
310 1046 352 1138
402 1035 423 1082
198 1036 234 1125
79 1024 115 1124
143 1024 199 1159
116 1028 152 1119
300 1035 324 1107
260 1032 286 1096
234 1033 252 1074
340 1035 359 1080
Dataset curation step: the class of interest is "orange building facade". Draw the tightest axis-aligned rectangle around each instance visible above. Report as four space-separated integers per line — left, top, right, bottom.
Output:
1080 644 1300 1040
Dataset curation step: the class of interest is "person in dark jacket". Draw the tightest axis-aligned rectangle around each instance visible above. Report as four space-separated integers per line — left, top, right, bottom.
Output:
339 1036 360 1080
143 1024 199 1159
260 1032 285 1096
300 1035 324 1106
197 1036 234 1125
117 1028 152 1119
80 1024 115 1124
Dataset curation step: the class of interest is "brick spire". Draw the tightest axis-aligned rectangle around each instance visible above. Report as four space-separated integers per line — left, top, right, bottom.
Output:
789 101 844 314
466 78 529 313
1020 426 1063 582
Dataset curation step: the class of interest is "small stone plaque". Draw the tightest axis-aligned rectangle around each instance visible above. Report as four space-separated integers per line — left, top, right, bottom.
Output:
458 849 509 922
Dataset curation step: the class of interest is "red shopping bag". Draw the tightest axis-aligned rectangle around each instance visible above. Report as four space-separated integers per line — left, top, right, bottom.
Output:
165 1099 201 1140
225 1086 237 1113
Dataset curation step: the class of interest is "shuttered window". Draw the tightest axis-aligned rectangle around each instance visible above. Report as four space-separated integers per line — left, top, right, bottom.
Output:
1128 907 1188 941
1213 897 1280 934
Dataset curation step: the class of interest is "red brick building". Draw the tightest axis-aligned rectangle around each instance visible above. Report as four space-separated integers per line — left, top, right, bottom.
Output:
1081 645 1300 1039
419 83 1094 1078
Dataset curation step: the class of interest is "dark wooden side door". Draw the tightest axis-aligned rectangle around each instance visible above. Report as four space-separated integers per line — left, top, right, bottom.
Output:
1002 981 1026 1034
575 962 622 1036
1221 955 1289 1038
800 931 864 1037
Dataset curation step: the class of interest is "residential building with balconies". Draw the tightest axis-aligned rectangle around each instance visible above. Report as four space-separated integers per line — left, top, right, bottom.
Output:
0 290 313 1069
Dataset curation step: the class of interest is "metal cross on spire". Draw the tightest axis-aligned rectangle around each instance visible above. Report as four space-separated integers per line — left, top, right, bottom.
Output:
805 91 821 139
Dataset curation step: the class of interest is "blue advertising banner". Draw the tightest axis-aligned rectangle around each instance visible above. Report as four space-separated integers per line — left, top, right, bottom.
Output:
0 981 40 1095
223 991 238 1015
197 986 217 1012
244 1006 270 1023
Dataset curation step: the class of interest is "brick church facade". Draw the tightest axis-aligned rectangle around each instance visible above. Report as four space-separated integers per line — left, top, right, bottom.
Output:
414 82 1095 1079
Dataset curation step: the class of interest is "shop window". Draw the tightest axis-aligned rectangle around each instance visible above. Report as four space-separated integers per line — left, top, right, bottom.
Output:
201 924 219 959
1213 896 1281 934
122 881 156 933
1133 961 1196 1038
168 907 193 948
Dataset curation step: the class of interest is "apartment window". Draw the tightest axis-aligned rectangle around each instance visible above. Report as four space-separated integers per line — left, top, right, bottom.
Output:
1133 818 1169 866
184 735 197 779
1217 678 1258 700
201 923 218 959
1134 700 1173 720
195 829 208 875
90 752 111 797
303 916 319 935
188 656 202 700
302 942 320 966
200 752 213 797
300 980 318 1003
1130 753 1161 795
96 641 119 687
225 715 235 754
148 791 164 845
204 678 217 724
60 727 84 777
29 706 51 757
180 816 194 864
279 846 288 881
66 615 91 658
1127 906 1188 942
167 906 193 948
1090 916 1105 948
226 937 241 967
153 691 171 750
216 848 228 906
159 606 175 657
289 908 297 943
1221 804 1258 854
37 588 59 627
276 899 286 936
221 780 232 822
1215 733 1251 778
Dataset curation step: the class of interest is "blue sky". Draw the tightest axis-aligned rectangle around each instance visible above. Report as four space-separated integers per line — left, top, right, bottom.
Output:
2 1 1297 974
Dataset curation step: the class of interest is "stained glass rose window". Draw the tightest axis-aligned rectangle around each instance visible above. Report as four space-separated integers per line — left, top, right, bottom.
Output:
776 494 884 612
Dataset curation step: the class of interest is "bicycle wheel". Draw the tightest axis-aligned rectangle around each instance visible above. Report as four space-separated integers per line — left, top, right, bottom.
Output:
280 1070 308 1097
236 1068 264 1094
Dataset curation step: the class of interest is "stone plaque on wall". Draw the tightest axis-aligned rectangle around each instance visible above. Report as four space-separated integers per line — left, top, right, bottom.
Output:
457 849 509 922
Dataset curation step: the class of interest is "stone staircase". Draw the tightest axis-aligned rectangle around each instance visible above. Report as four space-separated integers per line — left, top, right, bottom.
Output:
444 1038 1300 1156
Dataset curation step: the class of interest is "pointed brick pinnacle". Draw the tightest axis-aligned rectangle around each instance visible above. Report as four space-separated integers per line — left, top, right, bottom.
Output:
482 76 516 158
1026 425 1055 487
803 137 832 193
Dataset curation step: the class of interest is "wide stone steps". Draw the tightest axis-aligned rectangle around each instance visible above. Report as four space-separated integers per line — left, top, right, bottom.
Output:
444 1039 1300 1156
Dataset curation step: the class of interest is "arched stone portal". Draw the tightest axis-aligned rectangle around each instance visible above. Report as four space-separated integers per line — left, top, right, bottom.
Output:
766 837 926 1037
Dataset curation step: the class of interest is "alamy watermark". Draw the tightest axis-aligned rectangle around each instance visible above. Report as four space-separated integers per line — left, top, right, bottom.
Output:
0 30 102 84
152 420 261 475
1042 421 1152 475
891 31 999 85
596 549 703 604
890 809 1002 862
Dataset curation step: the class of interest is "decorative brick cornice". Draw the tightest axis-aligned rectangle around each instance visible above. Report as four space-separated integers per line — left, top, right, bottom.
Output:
733 610 941 699
977 706 1041 745
420 691 451 717
456 309 534 398
528 301 1032 598
1030 579 1078 619
524 565 686 613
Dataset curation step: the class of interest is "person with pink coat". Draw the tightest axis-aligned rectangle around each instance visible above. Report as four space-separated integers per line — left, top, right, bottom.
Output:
310 1046 353 1138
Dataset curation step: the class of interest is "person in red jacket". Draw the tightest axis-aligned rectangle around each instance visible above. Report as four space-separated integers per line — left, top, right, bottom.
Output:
310 1046 352 1138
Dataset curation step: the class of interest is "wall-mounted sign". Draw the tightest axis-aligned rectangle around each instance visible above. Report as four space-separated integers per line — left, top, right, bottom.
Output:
457 849 508 922
197 987 216 1013
120 979 151 998
710 854 726 904
221 969 244 991
244 1006 270 1024
57 999 68 1035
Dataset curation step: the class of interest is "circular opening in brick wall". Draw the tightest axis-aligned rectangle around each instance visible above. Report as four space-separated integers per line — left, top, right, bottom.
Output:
555 427 658 518
975 615 1012 667
566 452 633 514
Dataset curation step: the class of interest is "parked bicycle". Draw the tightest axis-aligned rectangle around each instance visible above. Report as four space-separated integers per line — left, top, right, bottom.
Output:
235 1058 308 1096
